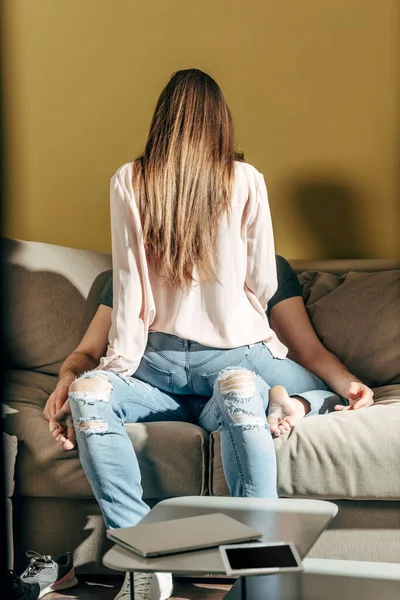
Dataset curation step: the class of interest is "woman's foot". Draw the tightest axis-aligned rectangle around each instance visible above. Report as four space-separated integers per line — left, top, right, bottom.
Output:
267 385 310 437
114 571 173 600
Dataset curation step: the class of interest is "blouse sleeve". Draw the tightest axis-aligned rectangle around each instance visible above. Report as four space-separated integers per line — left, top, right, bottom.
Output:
245 174 278 310
96 174 147 376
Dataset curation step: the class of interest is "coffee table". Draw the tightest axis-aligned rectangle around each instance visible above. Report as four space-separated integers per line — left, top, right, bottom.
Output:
225 558 400 599
103 496 337 599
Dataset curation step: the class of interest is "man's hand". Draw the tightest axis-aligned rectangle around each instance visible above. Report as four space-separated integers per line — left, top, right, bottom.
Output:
49 399 76 451
43 305 112 421
334 381 374 411
43 375 75 422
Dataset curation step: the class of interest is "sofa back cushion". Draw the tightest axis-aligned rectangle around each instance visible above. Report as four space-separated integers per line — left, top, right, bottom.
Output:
4 239 111 375
4 238 400 388
299 269 400 387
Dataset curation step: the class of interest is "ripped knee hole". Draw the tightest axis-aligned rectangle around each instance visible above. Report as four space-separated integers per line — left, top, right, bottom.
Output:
217 369 256 398
69 374 112 404
75 418 109 434
69 374 112 393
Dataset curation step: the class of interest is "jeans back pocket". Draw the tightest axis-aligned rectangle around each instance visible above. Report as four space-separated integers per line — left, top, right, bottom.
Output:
134 357 174 395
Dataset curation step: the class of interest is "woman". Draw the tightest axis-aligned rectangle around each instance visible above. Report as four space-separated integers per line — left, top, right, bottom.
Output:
52 69 346 600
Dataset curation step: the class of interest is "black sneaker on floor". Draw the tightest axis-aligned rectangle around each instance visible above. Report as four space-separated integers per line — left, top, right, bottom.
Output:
7 570 40 600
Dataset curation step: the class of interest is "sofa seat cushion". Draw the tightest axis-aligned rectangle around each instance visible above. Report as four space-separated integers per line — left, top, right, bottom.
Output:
299 269 400 388
210 385 400 499
4 370 208 499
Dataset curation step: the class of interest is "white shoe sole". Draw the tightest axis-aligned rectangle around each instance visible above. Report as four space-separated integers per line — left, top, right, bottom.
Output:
38 575 79 598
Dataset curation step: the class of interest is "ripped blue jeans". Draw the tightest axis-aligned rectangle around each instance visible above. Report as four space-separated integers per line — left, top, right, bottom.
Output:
69 333 342 529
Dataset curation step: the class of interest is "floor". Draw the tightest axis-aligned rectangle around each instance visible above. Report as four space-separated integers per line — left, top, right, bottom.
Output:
46 576 233 600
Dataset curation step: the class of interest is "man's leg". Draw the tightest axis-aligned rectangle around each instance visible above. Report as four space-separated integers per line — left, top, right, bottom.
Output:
69 370 191 529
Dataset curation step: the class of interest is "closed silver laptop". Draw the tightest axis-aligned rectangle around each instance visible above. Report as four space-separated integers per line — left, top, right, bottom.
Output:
106 512 262 557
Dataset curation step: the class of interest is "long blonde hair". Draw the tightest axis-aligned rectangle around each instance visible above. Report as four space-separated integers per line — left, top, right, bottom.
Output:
132 69 244 289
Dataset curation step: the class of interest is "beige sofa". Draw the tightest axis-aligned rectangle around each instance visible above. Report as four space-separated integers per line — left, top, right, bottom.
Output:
4 432 18 569
3 238 400 573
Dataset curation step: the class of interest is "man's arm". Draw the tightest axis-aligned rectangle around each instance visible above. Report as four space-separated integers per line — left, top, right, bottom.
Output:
269 296 374 409
43 304 112 421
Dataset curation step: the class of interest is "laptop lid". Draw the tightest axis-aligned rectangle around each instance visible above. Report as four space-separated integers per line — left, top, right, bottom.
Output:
106 512 262 557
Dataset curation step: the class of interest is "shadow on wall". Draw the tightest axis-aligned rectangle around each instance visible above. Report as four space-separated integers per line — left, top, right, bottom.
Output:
282 176 367 260
4 264 111 376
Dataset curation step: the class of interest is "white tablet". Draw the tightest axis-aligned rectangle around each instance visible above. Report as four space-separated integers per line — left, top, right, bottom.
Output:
219 541 303 577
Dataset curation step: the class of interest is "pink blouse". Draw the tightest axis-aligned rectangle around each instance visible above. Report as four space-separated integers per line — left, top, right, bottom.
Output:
98 161 288 376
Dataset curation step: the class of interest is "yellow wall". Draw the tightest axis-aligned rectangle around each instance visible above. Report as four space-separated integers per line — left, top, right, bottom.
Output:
3 0 399 258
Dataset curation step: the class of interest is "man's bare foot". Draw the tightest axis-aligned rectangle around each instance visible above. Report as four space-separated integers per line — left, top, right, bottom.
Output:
267 385 310 437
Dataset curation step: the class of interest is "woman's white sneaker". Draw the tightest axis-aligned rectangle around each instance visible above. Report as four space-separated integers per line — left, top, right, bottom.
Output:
114 571 173 600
